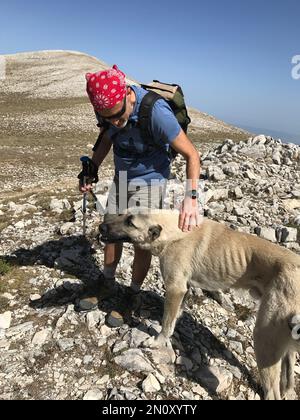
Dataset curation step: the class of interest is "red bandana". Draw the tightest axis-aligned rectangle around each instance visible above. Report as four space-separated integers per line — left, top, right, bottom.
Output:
85 65 127 111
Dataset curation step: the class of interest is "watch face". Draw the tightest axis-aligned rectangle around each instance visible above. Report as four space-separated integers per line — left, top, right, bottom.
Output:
186 190 198 199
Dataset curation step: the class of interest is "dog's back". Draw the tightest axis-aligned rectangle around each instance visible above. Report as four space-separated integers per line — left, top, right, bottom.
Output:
157 216 300 399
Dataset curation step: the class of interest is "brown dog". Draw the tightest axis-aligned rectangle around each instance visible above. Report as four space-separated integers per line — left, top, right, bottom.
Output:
100 210 300 400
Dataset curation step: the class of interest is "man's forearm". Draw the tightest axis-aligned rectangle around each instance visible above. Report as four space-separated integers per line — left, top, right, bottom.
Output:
186 153 201 191
92 132 113 167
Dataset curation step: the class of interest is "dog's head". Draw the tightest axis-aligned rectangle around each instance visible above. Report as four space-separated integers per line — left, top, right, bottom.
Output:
99 210 164 250
99 210 182 250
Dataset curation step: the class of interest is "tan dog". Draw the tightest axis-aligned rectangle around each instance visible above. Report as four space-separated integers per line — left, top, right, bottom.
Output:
100 210 300 400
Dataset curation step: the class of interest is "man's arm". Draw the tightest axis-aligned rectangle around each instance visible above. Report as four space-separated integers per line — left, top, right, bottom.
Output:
170 129 202 231
92 129 113 167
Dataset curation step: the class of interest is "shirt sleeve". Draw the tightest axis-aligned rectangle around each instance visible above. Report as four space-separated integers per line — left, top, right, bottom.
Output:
151 99 181 145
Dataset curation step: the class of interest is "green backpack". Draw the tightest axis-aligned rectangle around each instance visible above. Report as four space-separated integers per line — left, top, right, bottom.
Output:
139 80 191 158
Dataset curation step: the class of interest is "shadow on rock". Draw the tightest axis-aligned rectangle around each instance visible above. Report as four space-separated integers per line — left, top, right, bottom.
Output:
2 235 102 307
132 290 262 399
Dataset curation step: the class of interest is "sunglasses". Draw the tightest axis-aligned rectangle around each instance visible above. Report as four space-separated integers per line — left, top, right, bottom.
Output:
99 96 127 122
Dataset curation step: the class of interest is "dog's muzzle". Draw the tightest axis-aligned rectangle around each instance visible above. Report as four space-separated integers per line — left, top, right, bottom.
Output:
99 223 132 244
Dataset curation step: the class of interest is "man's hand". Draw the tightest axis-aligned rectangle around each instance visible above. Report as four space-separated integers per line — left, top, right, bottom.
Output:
78 158 99 193
179 197 202 232
78 175 94 193
79 181 93 193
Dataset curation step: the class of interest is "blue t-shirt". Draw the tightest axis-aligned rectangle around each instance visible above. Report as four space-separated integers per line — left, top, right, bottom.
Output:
106 85 181 184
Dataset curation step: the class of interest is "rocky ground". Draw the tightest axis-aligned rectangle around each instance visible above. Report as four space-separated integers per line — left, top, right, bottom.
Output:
0 134 299 400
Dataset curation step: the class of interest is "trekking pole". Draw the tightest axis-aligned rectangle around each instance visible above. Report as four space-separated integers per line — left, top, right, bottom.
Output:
89 189 102 213
80 156 90 236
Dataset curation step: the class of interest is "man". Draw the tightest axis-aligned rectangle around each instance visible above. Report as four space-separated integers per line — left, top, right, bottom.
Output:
79 65 201 324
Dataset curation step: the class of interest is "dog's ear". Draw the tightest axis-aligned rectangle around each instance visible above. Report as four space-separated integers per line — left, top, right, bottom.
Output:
148 224 162 241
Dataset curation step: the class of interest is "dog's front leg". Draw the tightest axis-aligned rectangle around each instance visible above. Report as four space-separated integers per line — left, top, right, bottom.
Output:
143 282 187 349
161 284 188 338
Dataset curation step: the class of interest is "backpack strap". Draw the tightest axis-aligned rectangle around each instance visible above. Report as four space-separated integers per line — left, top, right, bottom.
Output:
138 90 163 148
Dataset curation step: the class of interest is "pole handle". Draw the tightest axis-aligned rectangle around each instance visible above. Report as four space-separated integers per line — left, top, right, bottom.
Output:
80 156 90 179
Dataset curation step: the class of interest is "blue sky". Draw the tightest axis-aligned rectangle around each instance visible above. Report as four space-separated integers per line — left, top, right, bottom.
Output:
1 0 300 141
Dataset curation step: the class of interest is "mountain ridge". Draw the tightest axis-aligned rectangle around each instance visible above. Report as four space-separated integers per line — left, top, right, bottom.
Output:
0 49 251 143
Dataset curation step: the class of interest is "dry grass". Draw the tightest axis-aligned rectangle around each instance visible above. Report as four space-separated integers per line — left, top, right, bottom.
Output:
0 265 37 302
189 131 250 145
0 258 11 277
0 93 88 115
233 303 253 322
0 218 10 232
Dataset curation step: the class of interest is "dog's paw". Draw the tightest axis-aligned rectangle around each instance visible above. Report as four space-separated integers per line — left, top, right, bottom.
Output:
282 389 297 401
142 334 172 349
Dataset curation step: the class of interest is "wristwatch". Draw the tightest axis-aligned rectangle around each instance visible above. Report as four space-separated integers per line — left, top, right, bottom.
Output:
186 189 199 199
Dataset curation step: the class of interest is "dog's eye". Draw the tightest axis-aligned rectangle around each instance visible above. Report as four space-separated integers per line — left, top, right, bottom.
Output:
126 216 136 228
